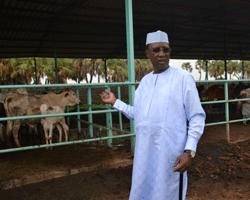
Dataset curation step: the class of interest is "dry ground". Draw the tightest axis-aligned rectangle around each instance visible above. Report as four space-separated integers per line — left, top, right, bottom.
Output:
0 113 250 200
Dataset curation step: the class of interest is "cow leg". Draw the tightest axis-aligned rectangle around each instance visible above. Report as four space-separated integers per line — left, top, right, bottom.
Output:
13 121 22 147
56 124 63 143
205 104 212 114
49 125 53 150
237 102 243 114
0 123 5 142
60 123 69 142
5 120 13 148
59 118 68 142
43 128 49 150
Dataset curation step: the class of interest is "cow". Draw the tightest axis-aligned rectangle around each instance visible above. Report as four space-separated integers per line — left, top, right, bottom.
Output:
0 89 27 145
0 103 6 142
233 82 250 99
4 88 81 148
196 84 205 99
40 104 69 149
205 84 235 114
237 88 250 113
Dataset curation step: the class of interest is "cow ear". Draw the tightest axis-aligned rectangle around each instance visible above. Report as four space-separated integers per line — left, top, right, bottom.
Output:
65 93 69 97
48 106 53 111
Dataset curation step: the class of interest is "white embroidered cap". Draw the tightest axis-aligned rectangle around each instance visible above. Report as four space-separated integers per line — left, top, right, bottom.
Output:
146 30 169 45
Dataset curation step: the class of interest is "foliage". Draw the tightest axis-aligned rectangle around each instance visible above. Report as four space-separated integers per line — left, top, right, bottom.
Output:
134 59 153 82
104 59 153 82
71 58 101 83
2 57 249 85
0 58 43 85
181 62 193 73
195 60 249 80
195 60 207 81
42 58 75 84
209 60 225 79
106 59 128 82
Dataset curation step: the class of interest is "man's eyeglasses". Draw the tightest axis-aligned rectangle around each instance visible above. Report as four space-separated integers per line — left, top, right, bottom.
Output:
150 47 172 54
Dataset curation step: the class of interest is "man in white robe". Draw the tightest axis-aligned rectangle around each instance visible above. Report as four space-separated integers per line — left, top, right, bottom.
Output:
100 30 206 200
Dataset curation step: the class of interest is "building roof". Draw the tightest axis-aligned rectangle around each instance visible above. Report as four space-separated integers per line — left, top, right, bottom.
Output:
1 0 250 60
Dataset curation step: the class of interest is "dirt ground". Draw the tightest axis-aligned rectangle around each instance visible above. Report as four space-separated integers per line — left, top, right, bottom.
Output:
0 112 250 200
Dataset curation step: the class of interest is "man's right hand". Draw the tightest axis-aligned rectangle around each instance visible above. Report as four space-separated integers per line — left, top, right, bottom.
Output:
100 90 117 106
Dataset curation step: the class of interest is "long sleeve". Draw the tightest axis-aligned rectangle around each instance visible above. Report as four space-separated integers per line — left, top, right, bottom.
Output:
183 74 206 152
113 99 135 120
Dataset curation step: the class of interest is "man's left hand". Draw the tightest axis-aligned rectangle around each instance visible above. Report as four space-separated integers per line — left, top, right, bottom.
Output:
173 153 192 173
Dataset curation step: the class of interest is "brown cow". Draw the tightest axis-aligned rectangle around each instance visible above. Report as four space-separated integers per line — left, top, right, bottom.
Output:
205 84 235 114
4 89 81 148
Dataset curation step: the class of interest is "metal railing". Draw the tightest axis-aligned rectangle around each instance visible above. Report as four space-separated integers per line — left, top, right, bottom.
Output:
1 79 250 154
197 79 250 142
0 82 137 154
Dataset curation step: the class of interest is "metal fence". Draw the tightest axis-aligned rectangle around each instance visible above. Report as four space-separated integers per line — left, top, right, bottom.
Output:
0 83 137 154
0 79 250 154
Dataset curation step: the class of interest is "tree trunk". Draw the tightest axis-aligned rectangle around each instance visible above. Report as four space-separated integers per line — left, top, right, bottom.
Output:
89 74 93 83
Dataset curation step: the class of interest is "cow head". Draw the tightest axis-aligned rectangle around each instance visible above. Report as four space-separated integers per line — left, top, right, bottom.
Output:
63 89 81 106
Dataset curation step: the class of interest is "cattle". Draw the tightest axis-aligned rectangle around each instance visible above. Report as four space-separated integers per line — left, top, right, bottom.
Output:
4 88 81 148
40 104 69 149
196 84 205 99
0 89 31 146
0 123 5 142
0 102 6 142
233 82 250 99
205 84 235 114
236 88 250 114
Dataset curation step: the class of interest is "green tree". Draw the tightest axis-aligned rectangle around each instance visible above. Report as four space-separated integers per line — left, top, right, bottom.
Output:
242 61 250 79
134 59 153 82
72 58 98 83
2 58 37 85
208 60 225 79
227 60 241 79
106 59 128 82
96 59 105 83
181 62 193 73
43 58 75 84
195 60 207 81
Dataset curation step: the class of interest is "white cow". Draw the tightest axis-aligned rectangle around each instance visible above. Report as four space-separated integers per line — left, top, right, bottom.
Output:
40 104 69 149
4 88 80 147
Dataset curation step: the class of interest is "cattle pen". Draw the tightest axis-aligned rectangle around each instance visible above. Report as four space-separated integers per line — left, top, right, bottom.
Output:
0 0 250 155
1 0 250 199
1 77 250 155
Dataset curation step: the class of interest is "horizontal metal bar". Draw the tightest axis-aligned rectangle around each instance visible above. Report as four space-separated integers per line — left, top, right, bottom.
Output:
0 79 248 90
0 109 119 122
80 103 108 109
71 117 131 135
0 133 135 154
197 79 250 84
205 118 248 126
201 97 250 105
0 82 138 89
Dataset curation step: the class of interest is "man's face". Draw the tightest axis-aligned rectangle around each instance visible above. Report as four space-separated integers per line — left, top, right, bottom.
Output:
145 42 171 74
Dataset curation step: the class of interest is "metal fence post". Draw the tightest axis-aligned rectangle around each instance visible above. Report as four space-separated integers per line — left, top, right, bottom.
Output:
76 88 81 139
106 86 113 146
66 105 71 141
224 81 230 142
87 88 93 140
125 0 136 156
117 86 123 131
